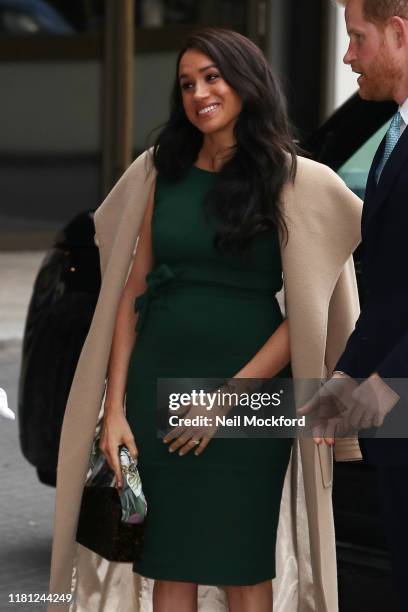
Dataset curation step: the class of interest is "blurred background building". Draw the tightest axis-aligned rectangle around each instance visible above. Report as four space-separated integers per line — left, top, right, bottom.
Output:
0 0 356 250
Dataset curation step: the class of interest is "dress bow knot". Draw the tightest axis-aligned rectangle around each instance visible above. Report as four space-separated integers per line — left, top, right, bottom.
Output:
134 263 175 332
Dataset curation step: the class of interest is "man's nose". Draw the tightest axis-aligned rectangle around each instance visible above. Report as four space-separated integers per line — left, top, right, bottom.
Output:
343 43 354 64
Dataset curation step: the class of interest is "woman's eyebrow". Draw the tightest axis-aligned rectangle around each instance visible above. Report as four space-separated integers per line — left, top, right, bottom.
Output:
179 64 218 80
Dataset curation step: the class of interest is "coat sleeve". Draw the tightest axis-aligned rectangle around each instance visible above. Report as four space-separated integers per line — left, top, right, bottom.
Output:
375 331 408 398
323 171 363 462
321 169 363 378
325 255 360 376
321 165 362 373
334 317 364 377
326 257 363 462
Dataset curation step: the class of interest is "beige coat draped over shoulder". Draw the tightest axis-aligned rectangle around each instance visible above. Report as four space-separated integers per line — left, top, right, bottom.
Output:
48 151 362 612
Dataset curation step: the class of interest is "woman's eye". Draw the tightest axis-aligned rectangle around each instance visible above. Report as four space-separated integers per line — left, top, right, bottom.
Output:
181 82 193 90
207 73 219 81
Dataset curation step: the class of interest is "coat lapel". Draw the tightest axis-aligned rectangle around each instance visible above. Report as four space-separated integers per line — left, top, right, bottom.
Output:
362 134 384 230
364 126 408 228
94 151 156 276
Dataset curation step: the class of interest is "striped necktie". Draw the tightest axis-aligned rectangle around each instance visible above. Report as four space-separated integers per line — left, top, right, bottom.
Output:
375 111 401 183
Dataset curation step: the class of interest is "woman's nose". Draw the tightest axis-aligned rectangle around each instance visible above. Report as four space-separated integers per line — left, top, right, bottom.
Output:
193 83 210 100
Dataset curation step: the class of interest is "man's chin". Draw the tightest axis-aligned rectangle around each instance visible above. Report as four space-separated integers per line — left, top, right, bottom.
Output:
357 87 371 100
357 86 385 102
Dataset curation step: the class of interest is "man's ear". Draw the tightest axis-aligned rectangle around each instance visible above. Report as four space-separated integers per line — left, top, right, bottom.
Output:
388 16 407 48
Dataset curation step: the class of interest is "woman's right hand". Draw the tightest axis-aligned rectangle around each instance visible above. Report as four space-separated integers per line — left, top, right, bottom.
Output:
99 408 138 490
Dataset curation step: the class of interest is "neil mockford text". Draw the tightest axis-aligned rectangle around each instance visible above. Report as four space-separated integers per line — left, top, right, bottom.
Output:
167 389 306 429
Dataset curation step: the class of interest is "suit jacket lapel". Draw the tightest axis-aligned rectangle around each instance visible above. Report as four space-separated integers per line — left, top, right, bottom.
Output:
361 134 385 234
364 126 408 228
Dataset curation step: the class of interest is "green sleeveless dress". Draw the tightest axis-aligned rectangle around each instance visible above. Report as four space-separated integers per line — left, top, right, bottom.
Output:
125 165 293 585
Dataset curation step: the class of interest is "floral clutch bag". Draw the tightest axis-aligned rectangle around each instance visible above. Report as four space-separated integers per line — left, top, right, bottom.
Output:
76 429 147 562
87 436 148 524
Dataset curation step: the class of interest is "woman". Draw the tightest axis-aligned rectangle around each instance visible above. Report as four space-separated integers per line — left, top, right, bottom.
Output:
48 28 362 612
101 27 296 612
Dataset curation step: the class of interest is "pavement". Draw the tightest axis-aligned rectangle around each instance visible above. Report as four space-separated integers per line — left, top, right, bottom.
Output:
0 252 45 347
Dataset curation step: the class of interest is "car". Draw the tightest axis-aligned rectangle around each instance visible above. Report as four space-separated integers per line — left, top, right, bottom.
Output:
18 211 100 486
0 0 74 34
17 92 397 607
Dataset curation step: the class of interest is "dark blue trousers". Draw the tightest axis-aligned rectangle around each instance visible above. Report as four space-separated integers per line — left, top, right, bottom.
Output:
376 466 408 612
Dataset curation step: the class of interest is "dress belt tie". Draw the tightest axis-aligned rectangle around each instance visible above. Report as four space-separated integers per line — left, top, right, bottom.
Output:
134 263 175 333
134 262 279 333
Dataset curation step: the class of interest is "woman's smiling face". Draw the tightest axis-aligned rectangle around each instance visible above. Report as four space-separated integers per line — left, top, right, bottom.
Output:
178 48 243 136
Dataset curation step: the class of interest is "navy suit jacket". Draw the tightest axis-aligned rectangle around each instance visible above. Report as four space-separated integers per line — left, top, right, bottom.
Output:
336 118 408 465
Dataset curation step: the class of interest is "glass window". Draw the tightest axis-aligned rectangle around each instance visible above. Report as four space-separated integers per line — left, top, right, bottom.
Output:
338 121 389 199
135 0 246 30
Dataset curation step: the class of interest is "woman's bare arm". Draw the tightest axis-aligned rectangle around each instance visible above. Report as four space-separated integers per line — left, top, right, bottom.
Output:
99 179 155 487
233 318 290 381
214 318 290 406
103 179 156 414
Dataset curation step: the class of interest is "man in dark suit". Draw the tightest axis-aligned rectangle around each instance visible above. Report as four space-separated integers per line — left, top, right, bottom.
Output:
301 1 408 609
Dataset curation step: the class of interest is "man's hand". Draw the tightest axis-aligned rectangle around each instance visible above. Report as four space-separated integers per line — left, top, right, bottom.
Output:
298 372 400 445
297 373 359 445
348 373 400 429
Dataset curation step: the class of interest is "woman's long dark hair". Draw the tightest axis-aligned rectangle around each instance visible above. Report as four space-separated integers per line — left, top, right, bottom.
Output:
153 27 297 255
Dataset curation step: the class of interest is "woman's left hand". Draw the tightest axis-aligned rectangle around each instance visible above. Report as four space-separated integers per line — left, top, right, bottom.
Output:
162 393 230 456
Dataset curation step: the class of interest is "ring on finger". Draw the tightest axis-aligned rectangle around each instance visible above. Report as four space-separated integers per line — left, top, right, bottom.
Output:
191 439 200 446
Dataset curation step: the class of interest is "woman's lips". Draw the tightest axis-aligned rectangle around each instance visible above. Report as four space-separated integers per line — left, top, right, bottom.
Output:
196 103 220 118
